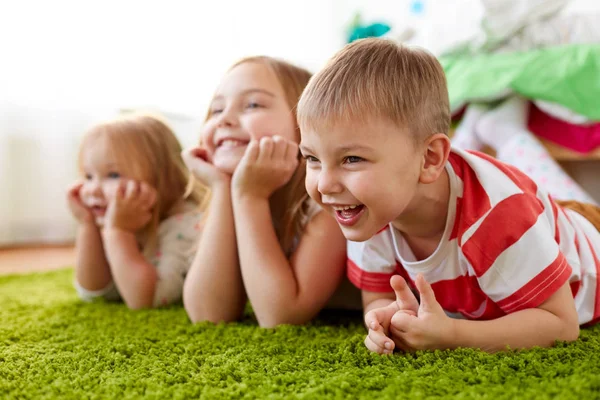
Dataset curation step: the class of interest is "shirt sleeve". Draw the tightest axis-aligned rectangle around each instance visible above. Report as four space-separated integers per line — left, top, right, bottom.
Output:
148 210 202 307
461 193 572 314
73 279 121 302
346 227 398 292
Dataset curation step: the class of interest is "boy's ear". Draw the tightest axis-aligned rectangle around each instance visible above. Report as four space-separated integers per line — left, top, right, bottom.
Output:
419 133 451 184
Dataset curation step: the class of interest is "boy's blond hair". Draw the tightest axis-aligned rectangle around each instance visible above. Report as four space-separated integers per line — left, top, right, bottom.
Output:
297 38 450 142
79 113 205 257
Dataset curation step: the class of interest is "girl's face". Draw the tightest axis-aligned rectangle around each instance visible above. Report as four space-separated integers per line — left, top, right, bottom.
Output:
79 135 125 227
201 62 297 174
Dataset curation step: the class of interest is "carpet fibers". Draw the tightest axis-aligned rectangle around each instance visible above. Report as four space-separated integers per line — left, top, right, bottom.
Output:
1 269 599 399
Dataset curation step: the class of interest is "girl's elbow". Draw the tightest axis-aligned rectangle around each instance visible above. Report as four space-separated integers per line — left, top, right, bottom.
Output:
124 297 154 310
185 305 239 324
183 296 241 324
561 322 580 342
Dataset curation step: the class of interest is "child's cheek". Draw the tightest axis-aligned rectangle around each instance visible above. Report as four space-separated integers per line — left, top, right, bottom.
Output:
79 183 94 205
247 114 294 141
102 180 121 202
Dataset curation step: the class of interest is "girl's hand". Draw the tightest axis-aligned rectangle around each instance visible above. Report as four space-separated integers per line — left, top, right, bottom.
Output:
66 181 94 225
105 180 157 232
232 136 299 199
182 147 230 188
388 275 456 352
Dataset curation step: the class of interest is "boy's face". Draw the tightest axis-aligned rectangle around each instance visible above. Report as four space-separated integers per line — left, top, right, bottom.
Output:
300 118 424 242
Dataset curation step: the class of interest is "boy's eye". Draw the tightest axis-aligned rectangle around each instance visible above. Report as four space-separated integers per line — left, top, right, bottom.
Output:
344 156 363 164
84 173 92 181
108 172 121 179
303 155 319 163
210 109 223 115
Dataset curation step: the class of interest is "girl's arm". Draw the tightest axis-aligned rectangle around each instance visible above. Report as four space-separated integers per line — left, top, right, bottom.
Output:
183 183 246 323
102 228 157 309
74 222 112 291
233 194 347 327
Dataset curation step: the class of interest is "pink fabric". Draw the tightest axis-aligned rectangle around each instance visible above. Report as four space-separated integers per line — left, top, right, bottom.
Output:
528 103 600 154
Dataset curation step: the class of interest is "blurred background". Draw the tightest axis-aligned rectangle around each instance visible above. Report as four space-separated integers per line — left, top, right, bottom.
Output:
0 0 598 266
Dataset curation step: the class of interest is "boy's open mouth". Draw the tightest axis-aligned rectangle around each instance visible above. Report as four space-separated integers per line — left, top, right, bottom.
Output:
332 204 365 227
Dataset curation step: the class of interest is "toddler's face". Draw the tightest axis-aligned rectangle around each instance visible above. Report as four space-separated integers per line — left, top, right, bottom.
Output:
300 118 423 242
200 62 297 174
79 136 124 227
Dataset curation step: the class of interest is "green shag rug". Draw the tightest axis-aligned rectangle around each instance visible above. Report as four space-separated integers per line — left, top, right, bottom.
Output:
1 269 600 399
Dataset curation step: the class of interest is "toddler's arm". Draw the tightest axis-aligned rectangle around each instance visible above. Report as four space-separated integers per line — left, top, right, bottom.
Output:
74 222 112 297
102 228 157 309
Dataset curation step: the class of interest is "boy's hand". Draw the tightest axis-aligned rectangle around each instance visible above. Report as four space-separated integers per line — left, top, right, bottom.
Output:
105 180 157 232
182 147 230 188
232 136 299 199
388 274 456 352
364 275 419 354
66 181 94 224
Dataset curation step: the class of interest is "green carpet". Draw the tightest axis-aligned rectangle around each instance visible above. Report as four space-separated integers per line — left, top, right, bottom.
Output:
1 269 600 399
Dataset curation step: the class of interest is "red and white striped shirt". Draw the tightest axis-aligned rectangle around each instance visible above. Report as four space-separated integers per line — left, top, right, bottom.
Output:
347 149 600 325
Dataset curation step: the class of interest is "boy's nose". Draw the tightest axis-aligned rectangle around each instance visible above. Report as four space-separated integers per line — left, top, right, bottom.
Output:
317 169 343 195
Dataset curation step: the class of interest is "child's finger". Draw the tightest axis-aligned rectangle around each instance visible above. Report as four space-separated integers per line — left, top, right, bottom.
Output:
258 136 274 161
125 180 140 201
390 275 419 314
415 274 442 314
271 135 287 160
115 180 128 201
367 326 395 353
139 183 157 210
243 140 260 164
67 181 84 196
364 333 392 354
390 310 416 334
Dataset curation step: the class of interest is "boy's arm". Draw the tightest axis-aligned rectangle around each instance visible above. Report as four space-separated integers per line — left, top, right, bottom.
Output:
102 229 157 310
183 184 246 323
450 282 580 352
74 222 112 291
388 276 580 352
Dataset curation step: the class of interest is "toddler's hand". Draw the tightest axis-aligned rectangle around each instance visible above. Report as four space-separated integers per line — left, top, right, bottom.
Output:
182 147 230 188
66 181 94 225
232 136 299 199
105 180 157 232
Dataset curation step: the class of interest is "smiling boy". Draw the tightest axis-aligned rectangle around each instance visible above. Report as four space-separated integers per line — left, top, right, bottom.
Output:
297 38 600 353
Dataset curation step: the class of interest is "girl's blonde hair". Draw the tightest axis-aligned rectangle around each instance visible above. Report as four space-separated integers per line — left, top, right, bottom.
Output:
200 56 313 254
79 113 206 256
